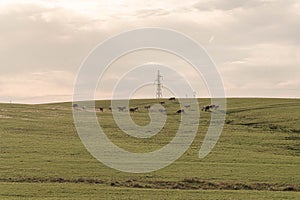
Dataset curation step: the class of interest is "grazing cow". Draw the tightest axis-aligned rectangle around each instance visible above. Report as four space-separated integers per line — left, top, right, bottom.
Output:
159 101 165 105
99 107 104 112
202 105 219 112
72 104 78 109
144 105 151 110
108 106 112 111
184 105 191 109
129 107 138 113
202 105 210 112
118 106 126 112
169 97 176 101
176 109 185 114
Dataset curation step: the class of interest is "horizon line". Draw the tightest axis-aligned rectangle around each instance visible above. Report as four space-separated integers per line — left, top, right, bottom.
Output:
1 96 299 105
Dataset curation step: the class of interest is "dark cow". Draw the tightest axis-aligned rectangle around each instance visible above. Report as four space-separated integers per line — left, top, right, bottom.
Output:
169 97 176 101
108 106 112 111
176 109 185 114
144 105 151 110
72 104 78 109
159 101 165 105
129 107 138 113
99 107 104 112
202 105 210 112
202 105 219 112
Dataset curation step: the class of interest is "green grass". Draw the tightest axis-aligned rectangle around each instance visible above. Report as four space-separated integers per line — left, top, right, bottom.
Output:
1 98 300 199
1 182 300 200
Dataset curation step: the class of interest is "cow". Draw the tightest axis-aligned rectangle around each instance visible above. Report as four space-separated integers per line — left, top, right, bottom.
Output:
129 107 138 113
159 101 165 105
99 107 104 112
118 106 126 112
169 97 176 101
184 105 191 109
144 105 151 110
202 105 210 112
108 106 112 111
72 104 78 109
176 109 185 114
202 105 219 112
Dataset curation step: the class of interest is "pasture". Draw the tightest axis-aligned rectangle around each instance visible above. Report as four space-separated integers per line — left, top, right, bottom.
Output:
1 98 300 199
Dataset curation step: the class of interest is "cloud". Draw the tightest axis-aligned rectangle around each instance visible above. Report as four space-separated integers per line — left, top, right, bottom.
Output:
0 0 299 103
219 42 300 97
0 3 116 75
193 0 267 11
0 70 74 103
135 8 170 18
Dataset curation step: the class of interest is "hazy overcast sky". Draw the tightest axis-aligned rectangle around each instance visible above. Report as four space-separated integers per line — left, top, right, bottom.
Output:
0 0 299 103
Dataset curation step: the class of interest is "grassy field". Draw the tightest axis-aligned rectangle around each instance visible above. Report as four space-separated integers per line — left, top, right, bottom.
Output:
1 98 300 199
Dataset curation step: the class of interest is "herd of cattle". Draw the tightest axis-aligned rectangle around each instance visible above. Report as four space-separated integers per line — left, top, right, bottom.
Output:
73 97 219 114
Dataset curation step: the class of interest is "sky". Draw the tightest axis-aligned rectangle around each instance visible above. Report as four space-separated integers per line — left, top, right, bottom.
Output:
0 0 299 103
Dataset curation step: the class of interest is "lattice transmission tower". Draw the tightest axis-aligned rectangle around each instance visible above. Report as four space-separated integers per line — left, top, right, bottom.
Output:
155 70 163 99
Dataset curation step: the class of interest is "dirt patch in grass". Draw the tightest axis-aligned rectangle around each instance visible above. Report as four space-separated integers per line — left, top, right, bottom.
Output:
111 178 300 192
2 177 299 192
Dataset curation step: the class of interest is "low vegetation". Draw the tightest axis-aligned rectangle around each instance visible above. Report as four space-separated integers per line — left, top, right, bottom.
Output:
1 98 299 199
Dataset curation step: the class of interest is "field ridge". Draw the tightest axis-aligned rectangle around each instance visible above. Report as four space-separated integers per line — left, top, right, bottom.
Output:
1 177 299 192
